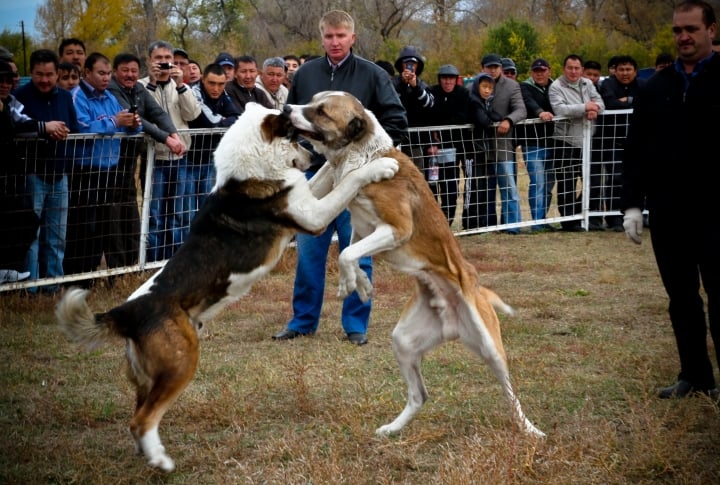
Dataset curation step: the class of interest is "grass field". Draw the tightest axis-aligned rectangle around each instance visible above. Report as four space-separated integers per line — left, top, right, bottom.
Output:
1 230 718 484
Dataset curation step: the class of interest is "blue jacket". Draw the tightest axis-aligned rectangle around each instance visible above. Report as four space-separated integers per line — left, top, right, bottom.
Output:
14 83 80 180
74 80 142 168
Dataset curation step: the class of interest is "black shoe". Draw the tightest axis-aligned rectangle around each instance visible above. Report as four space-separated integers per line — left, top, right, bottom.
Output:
587 222 604 231
657 380 719 399
272 329 307 340
347 332 368 345
611 224 624 232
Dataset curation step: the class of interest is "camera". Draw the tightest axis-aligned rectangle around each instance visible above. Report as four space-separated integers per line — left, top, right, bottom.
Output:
128 105 138 114
158 62 173 70
405 62 414 73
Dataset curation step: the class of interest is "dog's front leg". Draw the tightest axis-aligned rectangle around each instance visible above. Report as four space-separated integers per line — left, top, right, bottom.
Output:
307 161 335 198
287 157 398 233
338 224 398 301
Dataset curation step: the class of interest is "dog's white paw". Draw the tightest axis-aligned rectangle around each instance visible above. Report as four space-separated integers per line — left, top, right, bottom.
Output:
337 266 356 299
148 452 176 472
375 423 399 437
355 271 373 302
365 157 399 183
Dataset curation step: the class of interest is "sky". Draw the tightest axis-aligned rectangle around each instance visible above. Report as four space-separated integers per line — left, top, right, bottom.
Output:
0 0 42 39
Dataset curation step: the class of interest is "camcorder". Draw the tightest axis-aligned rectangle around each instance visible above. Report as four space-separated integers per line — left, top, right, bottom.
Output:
158 62 173 70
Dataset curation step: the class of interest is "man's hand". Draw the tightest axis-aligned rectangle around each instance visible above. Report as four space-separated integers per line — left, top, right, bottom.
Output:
45 121 70 140
623 207 643 244
116 110 140 129
166 133 186 156
496 119 511 135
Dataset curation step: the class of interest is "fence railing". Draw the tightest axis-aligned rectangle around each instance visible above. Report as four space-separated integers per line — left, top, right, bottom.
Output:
1 111 632 292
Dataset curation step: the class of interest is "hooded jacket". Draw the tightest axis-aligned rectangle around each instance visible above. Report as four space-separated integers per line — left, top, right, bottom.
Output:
392 46 434 128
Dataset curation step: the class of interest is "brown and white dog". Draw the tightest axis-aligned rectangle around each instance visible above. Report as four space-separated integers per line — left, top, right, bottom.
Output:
284 91 545 438
55 102 399 472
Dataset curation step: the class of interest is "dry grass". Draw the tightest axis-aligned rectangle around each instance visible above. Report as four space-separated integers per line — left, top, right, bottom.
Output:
1 231 719 484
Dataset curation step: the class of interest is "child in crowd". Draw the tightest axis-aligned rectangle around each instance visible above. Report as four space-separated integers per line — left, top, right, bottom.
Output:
57 62 81 92
469 73 503 137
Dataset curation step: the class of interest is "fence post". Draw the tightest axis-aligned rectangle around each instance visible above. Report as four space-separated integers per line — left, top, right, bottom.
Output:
138 139 155 268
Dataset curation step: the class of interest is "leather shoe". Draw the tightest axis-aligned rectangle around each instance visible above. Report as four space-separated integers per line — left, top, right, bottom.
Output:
658 380 719 399
347 332 368 345
272 329 307 340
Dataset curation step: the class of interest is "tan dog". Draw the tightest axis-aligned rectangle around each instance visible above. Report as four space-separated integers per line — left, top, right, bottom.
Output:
56 103 399 472
285 91 545 438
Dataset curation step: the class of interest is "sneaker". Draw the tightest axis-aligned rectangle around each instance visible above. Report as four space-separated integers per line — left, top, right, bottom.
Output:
0 269 31 284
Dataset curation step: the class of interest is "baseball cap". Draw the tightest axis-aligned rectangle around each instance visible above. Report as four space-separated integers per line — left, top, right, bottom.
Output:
437 64 460 77
173 48 189 59
501 58 516 72
531 58 550 70
481 53 502 67
214 52 236 68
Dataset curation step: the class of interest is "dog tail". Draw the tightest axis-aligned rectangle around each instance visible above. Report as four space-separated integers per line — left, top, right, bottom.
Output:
479 286 515 317
56 288 119 351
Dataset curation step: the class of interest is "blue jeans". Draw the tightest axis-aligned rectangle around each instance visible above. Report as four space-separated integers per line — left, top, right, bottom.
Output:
24 174 68 292
287 171 372 335
185 162 216 227
496 159 521 228
522 146 548 224
148 158 187 262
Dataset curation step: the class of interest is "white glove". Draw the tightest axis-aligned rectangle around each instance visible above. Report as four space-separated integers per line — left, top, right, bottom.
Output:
623 208 643 244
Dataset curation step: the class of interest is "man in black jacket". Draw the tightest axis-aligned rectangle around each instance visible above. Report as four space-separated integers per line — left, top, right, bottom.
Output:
272 9 407 346
519 58 555 231
598 55 645 231
188 63 241 220
425 64 470 225
622 0 720 400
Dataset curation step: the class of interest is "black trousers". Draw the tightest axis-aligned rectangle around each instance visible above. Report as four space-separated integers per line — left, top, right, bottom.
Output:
64 166 126 276
651 207 720 389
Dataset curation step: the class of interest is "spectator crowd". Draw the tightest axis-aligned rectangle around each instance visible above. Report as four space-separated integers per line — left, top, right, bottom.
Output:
0 32 676 291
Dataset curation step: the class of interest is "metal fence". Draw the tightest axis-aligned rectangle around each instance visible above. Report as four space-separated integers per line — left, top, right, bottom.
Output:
1 112 632 292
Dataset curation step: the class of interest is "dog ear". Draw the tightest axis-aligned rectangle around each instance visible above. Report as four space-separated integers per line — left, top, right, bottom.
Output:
345 116 367 142
260 113 290 142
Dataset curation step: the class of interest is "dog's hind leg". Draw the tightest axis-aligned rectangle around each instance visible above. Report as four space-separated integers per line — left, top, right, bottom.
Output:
376 293 443 436
127 314 200 471
456 307 545 438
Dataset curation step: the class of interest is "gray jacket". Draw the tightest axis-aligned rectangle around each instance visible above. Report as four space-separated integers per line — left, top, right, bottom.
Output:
549 75 604 147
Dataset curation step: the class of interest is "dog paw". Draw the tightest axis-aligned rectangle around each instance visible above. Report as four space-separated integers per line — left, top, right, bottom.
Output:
375 424 399 437
148 452 176 472
337 271 356 299
355 272 373 302
366 157 399 183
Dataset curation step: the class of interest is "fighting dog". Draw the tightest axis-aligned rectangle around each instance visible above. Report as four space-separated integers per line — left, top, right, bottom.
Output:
56 102 399 471
284 91 545 438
